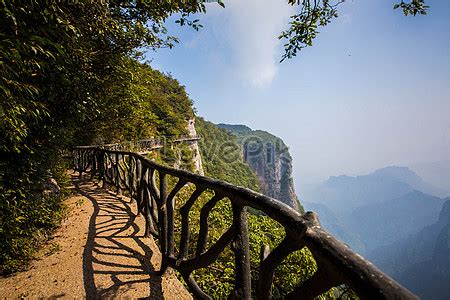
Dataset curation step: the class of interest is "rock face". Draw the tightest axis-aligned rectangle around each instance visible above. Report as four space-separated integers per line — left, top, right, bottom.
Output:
217 124 303 212
42 178 61 198
187 118 204 175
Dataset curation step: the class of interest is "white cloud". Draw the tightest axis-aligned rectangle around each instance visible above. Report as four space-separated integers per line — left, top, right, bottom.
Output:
224 0 294 88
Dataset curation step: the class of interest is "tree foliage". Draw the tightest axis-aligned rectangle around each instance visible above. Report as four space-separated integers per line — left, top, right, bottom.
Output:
280 0 429 61
0 0 205 273
82 59 194 144
394 0 429 16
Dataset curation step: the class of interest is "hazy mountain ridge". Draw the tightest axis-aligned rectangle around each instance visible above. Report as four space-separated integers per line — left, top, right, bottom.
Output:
349 190 445 249
369 200 450 299
373 166 449 198
303 201 366 253
308 173 413 216
302 166 450 298
303 167 447 251
369 199 450 275
304 166 447 217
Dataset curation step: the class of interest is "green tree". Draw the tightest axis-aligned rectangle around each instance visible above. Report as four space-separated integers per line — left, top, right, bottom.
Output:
0 0 208 273
280 0 429 61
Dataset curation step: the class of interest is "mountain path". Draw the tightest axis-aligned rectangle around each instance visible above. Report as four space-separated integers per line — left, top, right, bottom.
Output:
0 173 192 299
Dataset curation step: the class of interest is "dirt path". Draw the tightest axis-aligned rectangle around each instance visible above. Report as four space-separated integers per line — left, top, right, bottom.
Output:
0 173 192 299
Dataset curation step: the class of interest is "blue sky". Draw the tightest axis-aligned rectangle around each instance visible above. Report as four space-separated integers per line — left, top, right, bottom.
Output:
147 0 450 192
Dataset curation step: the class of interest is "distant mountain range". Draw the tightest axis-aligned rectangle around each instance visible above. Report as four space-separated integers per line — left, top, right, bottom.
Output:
303 166 448 216
301 166 450 299
369 199 450 299
302 201 366 253
348 190 446 249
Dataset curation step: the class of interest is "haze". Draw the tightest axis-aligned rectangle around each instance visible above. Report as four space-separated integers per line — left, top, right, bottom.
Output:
148 0 450 192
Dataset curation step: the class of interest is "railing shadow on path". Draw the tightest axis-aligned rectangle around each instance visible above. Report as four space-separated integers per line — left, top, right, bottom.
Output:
72 174 164 299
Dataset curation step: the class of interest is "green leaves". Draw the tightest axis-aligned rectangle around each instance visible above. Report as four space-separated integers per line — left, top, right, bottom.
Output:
279 0 344 62
394 0 429 16
280 0 428 61
0 0 208 274
176 14 204 31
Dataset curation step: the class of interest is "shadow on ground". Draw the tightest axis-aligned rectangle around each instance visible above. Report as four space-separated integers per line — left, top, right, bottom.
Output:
73 174 163 299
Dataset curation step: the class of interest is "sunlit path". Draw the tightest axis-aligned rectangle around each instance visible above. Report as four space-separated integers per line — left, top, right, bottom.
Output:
0 173 191 299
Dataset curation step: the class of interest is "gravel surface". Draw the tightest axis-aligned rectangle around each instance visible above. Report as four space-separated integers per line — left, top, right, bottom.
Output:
0 173 192 299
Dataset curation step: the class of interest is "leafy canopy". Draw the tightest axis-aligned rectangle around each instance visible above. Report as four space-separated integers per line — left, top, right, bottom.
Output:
0 0 208 274
279 0 429 61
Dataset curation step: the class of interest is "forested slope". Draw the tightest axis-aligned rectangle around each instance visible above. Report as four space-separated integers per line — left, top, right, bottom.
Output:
0 1 200 274
196 118 260 191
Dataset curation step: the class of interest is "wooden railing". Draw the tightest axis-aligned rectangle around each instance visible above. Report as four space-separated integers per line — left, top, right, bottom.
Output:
94 135 201 154
73 146 417 299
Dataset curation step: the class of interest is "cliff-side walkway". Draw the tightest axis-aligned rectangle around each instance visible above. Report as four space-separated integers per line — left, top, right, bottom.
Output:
0 173 191 299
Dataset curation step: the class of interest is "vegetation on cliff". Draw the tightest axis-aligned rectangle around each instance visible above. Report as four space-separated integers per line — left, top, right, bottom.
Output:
218 124 303 212
196 118 260 191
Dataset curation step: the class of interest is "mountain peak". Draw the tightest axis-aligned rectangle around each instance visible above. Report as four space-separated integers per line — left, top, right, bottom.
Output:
372 166 423 187
371 166 447 198
373 166 419 180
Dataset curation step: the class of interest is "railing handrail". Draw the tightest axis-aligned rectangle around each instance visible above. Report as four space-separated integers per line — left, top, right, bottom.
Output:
75 135 201 153
72 146 417 299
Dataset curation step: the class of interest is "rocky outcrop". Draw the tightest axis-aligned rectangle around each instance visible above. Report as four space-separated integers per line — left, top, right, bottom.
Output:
42 178 61 198
217 124 303 212
187 118 204 176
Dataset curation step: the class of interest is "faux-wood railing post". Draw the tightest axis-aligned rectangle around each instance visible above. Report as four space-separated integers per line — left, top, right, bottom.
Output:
258 245 271 299
158 172 169 275
95 150 101 184
166 179 186 260
76 150 83 177
135 158 142 199
128 155 134 199
232 204 251 299
100 152 108 189
115 153 122 195
257 238 298 300
138 165 148 217
90 150 97 179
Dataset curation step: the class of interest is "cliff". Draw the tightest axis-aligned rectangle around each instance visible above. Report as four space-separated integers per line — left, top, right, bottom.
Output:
218 124 303 212
195 118 260 191
187 118 204 175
